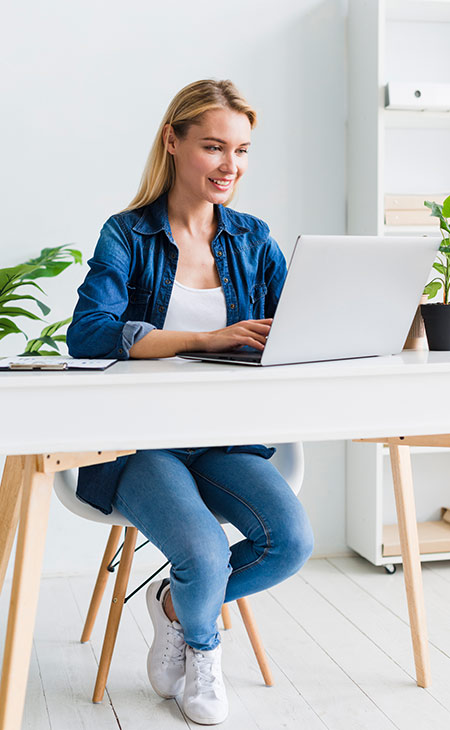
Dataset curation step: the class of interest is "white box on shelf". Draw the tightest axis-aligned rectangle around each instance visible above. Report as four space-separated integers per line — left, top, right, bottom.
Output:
385 82 450 111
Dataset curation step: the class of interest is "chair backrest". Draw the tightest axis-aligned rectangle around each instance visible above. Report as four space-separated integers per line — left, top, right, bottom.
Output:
269 442 305 495
53 470 132 526
53 442 304 526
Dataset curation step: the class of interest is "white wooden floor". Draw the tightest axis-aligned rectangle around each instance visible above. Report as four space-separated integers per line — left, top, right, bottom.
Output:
3 556 450 729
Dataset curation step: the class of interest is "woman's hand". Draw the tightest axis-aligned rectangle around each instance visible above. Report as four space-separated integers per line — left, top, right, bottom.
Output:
201 319 273 352
129 319 273 359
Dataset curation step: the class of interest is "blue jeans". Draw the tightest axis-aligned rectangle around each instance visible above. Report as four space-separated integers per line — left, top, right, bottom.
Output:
112 447 314 651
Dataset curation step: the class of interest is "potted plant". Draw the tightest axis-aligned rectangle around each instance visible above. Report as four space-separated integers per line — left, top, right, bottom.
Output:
0 244 82 356
421 195 450 350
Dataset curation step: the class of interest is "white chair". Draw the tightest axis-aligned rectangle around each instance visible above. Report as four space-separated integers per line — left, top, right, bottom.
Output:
54 442 305 703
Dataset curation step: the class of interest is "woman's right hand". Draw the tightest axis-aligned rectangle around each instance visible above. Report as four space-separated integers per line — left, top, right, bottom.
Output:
201 319 273 352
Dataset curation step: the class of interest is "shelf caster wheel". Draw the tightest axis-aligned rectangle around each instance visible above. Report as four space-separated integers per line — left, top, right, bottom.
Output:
384 564 396 574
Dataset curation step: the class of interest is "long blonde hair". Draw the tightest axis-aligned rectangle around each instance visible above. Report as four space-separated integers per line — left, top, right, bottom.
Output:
122 79 257 212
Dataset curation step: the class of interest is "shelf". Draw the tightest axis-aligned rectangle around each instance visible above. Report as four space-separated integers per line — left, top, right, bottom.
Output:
384 109 450 129
383 518 450 557
383 225 441 236
378 552 450 565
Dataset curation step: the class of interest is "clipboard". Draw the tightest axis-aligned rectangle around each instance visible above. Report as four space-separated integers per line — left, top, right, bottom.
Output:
0 357 118 371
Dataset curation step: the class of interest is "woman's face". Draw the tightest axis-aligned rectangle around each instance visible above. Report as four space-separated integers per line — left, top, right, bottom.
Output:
164 107 251 204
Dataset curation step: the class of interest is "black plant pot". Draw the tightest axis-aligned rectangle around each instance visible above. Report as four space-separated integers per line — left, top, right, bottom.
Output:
421 303 450 350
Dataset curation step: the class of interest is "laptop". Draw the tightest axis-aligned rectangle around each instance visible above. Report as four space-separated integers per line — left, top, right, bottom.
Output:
177 234 440 367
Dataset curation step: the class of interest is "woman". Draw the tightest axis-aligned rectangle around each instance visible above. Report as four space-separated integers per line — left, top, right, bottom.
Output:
67 79 314 726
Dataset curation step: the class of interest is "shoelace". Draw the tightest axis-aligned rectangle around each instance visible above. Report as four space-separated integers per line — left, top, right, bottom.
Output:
191 651 222 694
164 623 186 665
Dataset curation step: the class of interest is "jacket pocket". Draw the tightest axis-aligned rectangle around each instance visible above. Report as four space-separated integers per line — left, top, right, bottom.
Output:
250 283 267 319
125 284 152 321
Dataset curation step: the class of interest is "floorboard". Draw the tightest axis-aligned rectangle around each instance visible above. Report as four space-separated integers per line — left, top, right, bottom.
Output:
3 558 450 729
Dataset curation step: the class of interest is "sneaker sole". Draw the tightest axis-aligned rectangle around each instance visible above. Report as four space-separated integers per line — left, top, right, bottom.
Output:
182 705 229 725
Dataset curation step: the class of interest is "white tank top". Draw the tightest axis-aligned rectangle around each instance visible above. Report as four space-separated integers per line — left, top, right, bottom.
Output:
163 280 227 332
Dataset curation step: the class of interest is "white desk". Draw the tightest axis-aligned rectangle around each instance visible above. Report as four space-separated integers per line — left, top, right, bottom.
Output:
1 351 449 729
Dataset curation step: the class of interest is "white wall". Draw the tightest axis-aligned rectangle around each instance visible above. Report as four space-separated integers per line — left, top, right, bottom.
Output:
1 0 350 577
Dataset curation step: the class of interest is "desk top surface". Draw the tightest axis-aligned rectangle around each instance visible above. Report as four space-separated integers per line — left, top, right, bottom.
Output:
0 350 450 388
3 350 450 452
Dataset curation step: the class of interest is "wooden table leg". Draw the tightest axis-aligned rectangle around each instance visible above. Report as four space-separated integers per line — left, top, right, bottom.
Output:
0 454 54 730
0 456 25 597
389 444 431 688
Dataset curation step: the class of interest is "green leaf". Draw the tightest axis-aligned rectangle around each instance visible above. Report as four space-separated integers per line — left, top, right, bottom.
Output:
0 318 27 341
0 306 43 321
17 348 62 357
19 280 47 295
24 261 72 280
433 262 446 275
424 280 443 299
22 338 41 353
424 199 450 233
52 335 66 342
439 240 450 254
0 294 51 316
65 248 83 264
0 265 39 297
36 335 60 351
39 317 71 338
424 200 443 217
20 245 82 281
442 195 450 218
32 350 62 355
22 337 58 354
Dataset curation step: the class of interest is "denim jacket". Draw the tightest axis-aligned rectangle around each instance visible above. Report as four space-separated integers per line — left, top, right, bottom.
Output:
67 191 287 514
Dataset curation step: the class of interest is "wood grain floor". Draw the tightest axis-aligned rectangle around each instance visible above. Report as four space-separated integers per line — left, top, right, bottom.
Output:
2 557 450 729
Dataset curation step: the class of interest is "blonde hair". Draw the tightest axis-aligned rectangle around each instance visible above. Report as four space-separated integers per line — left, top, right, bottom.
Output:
121 79 257 212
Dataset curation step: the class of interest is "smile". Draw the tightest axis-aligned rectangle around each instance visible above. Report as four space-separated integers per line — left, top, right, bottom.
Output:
208 178 233 189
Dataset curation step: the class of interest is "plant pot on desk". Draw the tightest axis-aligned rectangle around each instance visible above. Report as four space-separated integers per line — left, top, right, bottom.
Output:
421 303 450 350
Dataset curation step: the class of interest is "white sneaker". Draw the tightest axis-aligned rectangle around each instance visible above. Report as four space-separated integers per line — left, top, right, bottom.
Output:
183 643 229 725
146 578 186 698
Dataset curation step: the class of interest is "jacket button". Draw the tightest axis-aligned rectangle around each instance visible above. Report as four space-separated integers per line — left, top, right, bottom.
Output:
158 306 165 313
165 278 172 285
223 277 229 283
170 252 176 259
230 303 235 309
217 250 223 256
118 348 124 354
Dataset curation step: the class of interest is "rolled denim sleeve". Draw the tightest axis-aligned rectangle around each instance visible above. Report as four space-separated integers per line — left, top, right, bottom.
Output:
121 321 155 354
67 216 156 359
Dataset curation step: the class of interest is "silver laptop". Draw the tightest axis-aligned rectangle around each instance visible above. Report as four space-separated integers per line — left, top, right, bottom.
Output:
177 234 440 366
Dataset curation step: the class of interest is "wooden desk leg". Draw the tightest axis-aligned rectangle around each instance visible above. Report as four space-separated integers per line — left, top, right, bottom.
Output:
389 444 431 688
0 455 54 730
0 456 25 597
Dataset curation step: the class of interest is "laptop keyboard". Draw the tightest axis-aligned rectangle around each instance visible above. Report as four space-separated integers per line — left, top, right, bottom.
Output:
179 350 262 363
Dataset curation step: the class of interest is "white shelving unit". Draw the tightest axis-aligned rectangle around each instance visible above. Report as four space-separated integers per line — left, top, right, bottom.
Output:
347 0 450 238
347 441 450 568
346 0 450 568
